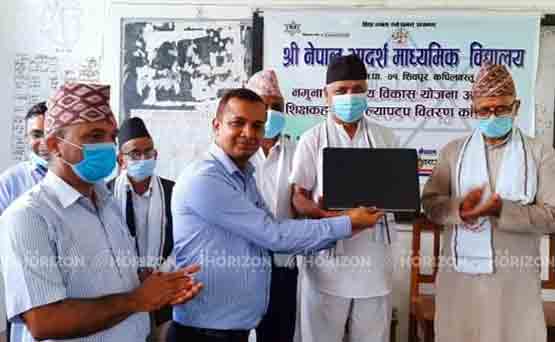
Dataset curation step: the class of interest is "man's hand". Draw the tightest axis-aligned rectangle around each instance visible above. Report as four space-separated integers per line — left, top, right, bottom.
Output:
317 196 343 218
129 264 203 312
460 187 484 213
137 267 153 282
345 207 385 235
460 193 503 224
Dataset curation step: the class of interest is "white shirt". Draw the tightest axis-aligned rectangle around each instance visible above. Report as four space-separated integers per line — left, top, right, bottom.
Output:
113 174 167 266
289 116 398 298
250 137 297 267
127 177 153 258
251 143 281 215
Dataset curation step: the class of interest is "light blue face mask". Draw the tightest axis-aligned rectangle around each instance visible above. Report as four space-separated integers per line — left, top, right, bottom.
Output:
29 151 48 169
126 158 157 182
264 109 286 139
478 116 514 138
58 138 117 184
332 93 368 123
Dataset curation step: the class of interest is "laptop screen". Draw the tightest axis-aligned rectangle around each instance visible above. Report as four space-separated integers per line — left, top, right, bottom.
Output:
323 147 420 212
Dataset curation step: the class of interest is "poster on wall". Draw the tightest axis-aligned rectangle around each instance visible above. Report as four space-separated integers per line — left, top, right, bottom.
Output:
121 19 252 180
11 0 105 162
264 10 540 176
536 27 555 150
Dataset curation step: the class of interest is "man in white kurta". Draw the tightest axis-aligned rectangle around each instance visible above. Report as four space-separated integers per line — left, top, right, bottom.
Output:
423 63 555 342
247 70 298 342
290 55 397 342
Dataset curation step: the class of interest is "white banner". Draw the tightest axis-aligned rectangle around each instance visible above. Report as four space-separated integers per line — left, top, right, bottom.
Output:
264 10 540 175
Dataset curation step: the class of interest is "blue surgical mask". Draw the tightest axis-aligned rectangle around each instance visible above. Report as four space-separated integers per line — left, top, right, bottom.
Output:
264 110 286 139
126 158 157 182
332 93 368 123
478 116 514 138
29 151 48 169
58 138 117 183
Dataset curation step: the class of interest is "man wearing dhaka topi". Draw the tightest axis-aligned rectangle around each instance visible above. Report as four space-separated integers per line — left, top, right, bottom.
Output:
422 63 555 342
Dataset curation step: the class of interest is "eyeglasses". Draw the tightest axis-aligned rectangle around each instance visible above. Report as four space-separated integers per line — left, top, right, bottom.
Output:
28 131 45 139
123 149 156 161
473 102 516 119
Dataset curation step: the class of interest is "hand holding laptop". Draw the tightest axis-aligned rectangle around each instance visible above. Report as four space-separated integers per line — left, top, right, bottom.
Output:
344 207 385 235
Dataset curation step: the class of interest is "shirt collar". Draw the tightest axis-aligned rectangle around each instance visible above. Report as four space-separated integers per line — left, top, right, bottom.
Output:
26 161 47 177
209 143 255 176
256 139 282 160
485 131 513 150
328 115 363 137
43 172 111 209
271 138 282 151
124 173 154 197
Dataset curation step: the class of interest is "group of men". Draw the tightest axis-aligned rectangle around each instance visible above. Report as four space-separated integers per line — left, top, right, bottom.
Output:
0 53 552 342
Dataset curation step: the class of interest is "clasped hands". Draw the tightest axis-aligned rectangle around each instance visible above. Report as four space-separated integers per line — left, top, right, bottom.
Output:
459 187 503 231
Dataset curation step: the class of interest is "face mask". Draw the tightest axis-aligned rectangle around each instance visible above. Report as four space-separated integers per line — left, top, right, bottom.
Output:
478 116 513 138
58 138 117 183
264 110 286 139
126 158 157 182
332 93 368 123
29 151 48 169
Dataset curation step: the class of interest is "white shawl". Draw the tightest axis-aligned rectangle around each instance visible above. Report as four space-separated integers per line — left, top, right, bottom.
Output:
453 128 538 274
113 173 167 266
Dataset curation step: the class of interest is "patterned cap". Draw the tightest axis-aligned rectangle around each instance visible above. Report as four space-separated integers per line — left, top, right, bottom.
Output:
45 83 116 134
471 63 516 98
246 70 283 98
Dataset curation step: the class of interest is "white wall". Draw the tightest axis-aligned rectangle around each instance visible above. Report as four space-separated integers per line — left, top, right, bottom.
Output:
0 1 17 172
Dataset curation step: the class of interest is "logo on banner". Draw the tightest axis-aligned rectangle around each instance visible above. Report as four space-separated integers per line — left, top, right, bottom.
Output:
391 28 410 45
284 21 301 36
417 148 438 176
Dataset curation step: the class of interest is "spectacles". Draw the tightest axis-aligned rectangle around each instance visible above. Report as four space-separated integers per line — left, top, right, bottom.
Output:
473 102 516 119
123 149 156 161
28 131 44 139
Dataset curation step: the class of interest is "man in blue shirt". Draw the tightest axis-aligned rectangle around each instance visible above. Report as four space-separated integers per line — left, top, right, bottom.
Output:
0 102 49 214
169 88 384 342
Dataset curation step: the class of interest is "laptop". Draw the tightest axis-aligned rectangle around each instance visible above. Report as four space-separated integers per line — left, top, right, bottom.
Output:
323 147 420 212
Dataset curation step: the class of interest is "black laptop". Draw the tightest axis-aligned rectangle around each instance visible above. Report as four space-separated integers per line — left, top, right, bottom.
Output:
323 147 420 212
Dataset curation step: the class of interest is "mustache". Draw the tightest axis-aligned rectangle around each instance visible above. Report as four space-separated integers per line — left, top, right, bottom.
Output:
236 137 259 145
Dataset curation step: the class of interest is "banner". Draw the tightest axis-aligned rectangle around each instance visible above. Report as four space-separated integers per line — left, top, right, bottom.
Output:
264 10 540 175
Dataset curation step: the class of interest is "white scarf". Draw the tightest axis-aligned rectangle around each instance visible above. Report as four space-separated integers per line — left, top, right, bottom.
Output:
453 128 537 274
114 173 167 265
318 117 394 255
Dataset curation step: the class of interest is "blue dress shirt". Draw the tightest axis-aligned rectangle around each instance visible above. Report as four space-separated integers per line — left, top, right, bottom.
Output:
171 144 351 330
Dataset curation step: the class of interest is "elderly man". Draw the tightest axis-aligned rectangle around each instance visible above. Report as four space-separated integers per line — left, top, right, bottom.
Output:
109 117 175 339
246 70 298 342
0 102 49 214
289 54 398 342
0 83 202 342
111 117 174 269
169 88 384 342
422 63 555 342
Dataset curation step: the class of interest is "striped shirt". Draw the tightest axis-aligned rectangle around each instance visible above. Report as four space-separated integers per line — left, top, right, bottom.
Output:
171 143 351 330
0 172 149 342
